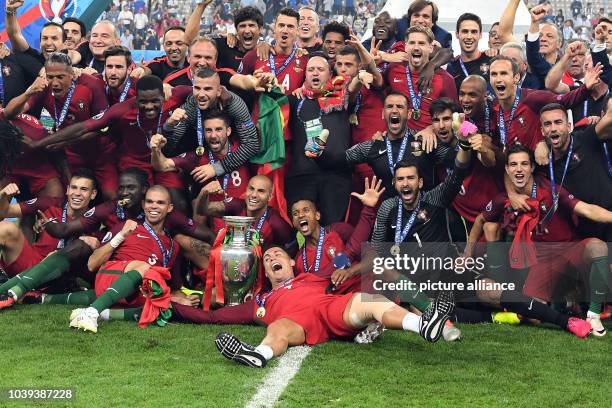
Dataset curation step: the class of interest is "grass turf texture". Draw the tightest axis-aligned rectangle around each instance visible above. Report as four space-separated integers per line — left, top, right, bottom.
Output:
2 305 611 408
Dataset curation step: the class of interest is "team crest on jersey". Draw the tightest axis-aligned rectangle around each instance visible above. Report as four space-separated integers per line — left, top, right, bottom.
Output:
39 0 77 23
517 116 525 127
101 231 113 244
485 200 492 211
2 65 11 77
148 254 158 265
417 209 428 221
572 152 580 162
294 58 302 72
479 63 489 74
84 208 95 217
26 198 38 205
77 100 85 110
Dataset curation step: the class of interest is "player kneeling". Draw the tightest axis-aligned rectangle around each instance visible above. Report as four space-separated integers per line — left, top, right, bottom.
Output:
214 246 455 368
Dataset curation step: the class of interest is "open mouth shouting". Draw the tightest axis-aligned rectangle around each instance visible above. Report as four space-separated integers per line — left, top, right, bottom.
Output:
548 132 562 148
494 83 507 98
388 113 403 133
513 172 526 187
400 186 415 202
462 102 475 116
271 261 282 272
410 50 423 64
298 219 310 235
310 76 321 88
242 32 255 48
436 128 453 143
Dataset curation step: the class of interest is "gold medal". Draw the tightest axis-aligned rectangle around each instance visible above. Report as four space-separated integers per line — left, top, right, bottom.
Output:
390 244 400 256
256 307 266 318
412 110 421 120
349 113 359 126
195 145 205 156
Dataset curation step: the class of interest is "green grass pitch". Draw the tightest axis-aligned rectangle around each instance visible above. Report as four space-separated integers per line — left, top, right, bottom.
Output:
1 305 611 408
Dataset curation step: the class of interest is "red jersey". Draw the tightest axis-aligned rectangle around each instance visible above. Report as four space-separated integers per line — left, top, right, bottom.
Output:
2 111 59 188
82 86 191 164
385 63 458 130
19 197 70 256
111 224 179 268
239 49 308 95
28 75 111 161
223 201 294 247
79 200 197 237
491 86 588 150
105 78 137 106
482 176 580 242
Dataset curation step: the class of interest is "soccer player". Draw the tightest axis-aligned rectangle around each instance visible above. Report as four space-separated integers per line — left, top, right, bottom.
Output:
447 13 492 93
478 144 612 336
69 186 179 333
385 26 457 131
5 53 116 198
489 56 601 151
62 18 87 51
538 101 612 243
321 21 350 63
151 111 251 230
26 75 190 210
0 112 62 199
238 8 307 95
498 42 541 90
366 11 398 53
102 46 136 107
160 67 259 182
458 75 495 136
0 169 98 308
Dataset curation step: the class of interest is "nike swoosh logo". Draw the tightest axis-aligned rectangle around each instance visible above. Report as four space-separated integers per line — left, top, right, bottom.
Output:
595 291 605 295
390 225 396 229
136 234 150 239
129 121 137 126
241 355 263 367
528 299 534 311
378 149 387 154
393 78 402 83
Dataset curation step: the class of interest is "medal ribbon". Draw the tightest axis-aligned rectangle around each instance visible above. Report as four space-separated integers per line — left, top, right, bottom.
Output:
56 203 68 249
52 82 75 130
302 226 325 273
603 142 612 179
196 108 204 149
0 60 4 105
143 222 174 267
385 129 411 176
106 77 132 103
207 148 232 191
246 207 269 243
136 108 163 148
395 195 422 244
543 136 573 223
255 277 294 309
405 65 422 114
497 89 521 147
116 201 145 221
269 44 297 77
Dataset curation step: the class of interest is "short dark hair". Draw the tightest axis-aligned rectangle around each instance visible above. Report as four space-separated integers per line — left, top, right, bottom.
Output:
71 167 98 191
62 17 86 37
121 167 149 188
394 157 422 178
41 22 67 42
135 75 163 94
203 109 231 127
539 102 567 119
277 8 299 24
456 13 482 33
164 25 185 38
490 55 519 76
323 21 350 41
336 45 360 60
194 66 219 80
429 97 459 117
235 6 263 28
407 1 438 24
45 52 72 69
103 45 132 66
597 17 612 26
505 144 535 166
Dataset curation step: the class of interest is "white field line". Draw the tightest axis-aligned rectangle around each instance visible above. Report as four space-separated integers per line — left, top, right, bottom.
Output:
245 346 312 408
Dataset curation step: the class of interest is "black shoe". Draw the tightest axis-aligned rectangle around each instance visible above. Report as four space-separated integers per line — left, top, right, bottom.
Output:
0 268 8 285
215 332 267 368
419 291 455 343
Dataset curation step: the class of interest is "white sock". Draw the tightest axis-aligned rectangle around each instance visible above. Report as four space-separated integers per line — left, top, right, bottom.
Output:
402 313 420 333
255 344 274 360
99 309 110 321
587 310 600 319
7 289 18 301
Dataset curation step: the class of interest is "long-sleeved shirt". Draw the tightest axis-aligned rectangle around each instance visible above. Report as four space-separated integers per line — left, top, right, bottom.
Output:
162 91 259 177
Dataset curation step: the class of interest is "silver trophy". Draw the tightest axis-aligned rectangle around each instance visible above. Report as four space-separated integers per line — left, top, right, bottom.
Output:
220 216 258 306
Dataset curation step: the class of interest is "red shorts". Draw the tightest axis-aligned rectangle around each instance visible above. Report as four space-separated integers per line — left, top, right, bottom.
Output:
119 158 184 189
282 292 358 345
0 239 45 277
335 274 374 295
67 152 118 193
523 239 593 301
95 260 145 307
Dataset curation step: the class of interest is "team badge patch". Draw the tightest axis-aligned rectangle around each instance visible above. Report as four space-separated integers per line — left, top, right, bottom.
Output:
101 231 113 243
485 200 492 212
480 63 489 74
2 65 11 77
77 101 85 110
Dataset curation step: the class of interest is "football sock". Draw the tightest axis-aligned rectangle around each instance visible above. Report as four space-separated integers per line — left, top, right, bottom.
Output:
255 344 274 360
485 241 508 282
42 290 97 305
402 312 420 333
1 252 70 299
500 290 569 329
100 307 143 321
91 270 142 313
453 307 493 323
588 256 608 314
396 276 431 311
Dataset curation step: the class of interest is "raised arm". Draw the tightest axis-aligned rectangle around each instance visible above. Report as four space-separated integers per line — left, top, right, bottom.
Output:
0 184 23 219
4 0 31 52
184 0 213 45
150 134 178 172
87 220 137 273
544 43 579 93
194 188 226 217
595 107 612 140
4 76 47 119
498 0 521 45
573 201 612 224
